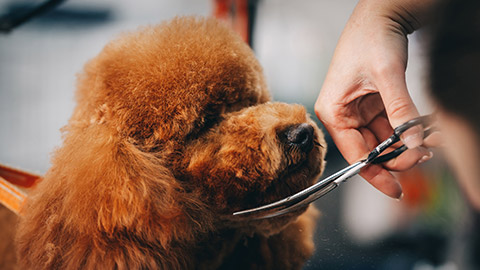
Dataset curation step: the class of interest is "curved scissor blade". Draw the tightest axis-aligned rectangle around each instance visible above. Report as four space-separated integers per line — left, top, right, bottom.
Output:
233 161 366 219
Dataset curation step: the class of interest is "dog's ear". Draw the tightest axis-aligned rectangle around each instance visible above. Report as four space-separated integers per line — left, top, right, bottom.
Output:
17 123 209 267
60 124 200 240
17 122 214 268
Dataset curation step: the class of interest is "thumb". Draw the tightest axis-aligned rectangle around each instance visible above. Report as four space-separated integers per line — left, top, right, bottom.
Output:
377 70 422 149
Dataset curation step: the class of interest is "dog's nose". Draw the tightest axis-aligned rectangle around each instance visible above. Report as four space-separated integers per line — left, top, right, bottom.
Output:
286 123 314 152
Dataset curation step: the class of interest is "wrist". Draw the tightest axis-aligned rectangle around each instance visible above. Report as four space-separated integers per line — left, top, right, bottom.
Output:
355 0 436 35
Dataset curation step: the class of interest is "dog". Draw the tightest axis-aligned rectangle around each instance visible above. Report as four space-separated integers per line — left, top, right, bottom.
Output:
15 17 326 269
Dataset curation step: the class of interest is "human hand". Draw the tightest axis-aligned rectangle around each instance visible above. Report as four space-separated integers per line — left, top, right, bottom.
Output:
315 0 436 199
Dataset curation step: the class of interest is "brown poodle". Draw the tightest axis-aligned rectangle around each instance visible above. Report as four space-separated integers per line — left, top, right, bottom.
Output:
15 17 326 269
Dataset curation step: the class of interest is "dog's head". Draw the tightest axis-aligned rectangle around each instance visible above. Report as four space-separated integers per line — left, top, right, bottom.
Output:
183 102 326 234
16 16 327 269
58 17 325 240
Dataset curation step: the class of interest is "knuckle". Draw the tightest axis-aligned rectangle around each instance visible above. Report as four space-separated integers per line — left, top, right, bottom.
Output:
314 95 330 120
314 102 325 120
372 57 404 78
372 63 391 78
386 96 413 120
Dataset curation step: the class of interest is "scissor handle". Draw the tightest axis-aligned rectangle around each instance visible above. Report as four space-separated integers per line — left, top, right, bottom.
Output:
371 126 436 164
393 115 434 136
366 115 434 163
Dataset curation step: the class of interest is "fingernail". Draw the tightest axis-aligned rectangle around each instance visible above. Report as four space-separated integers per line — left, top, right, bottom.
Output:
417 151 434 164
396 192 404 202
400 125 424 149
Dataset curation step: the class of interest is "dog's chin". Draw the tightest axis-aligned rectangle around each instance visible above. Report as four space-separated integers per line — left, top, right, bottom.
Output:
215 142 324 236
219 205 307 237
268 146 323 201
221 166 322 236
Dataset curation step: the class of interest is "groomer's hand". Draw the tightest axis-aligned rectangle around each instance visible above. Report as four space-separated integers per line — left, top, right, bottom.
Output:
315 0 436 199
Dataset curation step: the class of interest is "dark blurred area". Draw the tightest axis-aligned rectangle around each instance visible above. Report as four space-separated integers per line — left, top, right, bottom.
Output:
0 0 112 32
0 0 478 269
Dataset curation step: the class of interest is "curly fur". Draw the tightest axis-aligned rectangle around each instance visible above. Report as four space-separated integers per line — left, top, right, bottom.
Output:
14 17 326 269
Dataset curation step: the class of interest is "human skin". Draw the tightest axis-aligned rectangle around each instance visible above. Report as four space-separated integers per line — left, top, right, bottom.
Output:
315 0 436 199
436 109 480 210
428 0 480 211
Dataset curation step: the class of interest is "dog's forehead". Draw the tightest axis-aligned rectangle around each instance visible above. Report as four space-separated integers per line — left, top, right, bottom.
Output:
78 17 270 144
223 102 308 127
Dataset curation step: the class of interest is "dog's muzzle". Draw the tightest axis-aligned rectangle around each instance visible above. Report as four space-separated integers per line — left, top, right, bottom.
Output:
285 123 314 153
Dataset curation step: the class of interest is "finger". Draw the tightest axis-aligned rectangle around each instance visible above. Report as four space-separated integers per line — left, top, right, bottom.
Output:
359 165 403 199
356 93 386 127
329 127 403 198
382 146 432 171
358 127 379 152
366 114 393 142
366 115 432 170
423 130 443 148
375 65 422 149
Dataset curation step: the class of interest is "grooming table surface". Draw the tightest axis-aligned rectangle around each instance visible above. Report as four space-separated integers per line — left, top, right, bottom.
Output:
0 164 40 215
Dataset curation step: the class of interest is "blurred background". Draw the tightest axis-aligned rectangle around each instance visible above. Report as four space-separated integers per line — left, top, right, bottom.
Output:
0 0 478 269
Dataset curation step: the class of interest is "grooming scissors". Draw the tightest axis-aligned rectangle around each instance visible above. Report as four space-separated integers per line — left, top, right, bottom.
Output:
233 115 435 219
